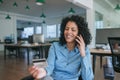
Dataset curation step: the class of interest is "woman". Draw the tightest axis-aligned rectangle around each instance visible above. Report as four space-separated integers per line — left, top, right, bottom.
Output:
29 15 94 80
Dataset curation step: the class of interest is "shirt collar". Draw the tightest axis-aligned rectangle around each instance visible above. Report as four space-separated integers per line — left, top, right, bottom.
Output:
63 44 79 53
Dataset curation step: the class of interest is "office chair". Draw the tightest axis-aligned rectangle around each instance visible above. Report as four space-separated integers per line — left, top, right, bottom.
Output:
6 47 17 58
108 37 120 73
4 38 17 58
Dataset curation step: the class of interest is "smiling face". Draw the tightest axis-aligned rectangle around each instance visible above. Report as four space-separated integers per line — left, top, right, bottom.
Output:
64 21 78 44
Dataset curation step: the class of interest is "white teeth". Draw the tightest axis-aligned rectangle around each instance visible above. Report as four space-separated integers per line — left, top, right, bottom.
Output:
66 35 72 38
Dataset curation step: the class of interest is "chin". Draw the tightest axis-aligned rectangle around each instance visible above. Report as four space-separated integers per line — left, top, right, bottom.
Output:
66 40 75 43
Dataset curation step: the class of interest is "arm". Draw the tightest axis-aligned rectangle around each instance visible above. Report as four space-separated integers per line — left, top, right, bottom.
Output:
81 48 94 80
29 66 47 79
29 43 56 79
45 43 56 75
76 35 94 80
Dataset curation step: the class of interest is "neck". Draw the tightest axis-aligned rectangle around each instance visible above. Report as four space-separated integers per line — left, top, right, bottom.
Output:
66 42 75 51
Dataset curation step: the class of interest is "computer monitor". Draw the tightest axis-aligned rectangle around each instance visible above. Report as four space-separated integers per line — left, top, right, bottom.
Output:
33 34 44 43
96 28 120 44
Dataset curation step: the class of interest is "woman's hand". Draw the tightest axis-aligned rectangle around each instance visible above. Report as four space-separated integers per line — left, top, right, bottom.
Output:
29 66 47 79
75 35 86 57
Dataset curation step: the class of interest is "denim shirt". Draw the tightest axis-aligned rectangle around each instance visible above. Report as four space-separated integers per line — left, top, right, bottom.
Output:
45 42 94 80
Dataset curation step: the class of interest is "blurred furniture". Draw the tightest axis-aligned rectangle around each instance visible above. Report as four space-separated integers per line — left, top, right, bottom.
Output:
28 35 47 59
4 43 51 65
21 75 34 80
33 34 44 43
20 75 82 80
90 48 111 74
103 64 114 80
28 35 33 43
28 35 43 59
4 38 17 58
4 38 13 44
6 46 17 58
108 37 120 73
103 56 115 80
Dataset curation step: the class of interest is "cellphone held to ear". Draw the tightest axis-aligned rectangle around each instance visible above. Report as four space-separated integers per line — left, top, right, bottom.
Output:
75 36 79 44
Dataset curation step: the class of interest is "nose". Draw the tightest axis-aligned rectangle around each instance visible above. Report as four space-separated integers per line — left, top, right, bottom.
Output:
67 29 72 33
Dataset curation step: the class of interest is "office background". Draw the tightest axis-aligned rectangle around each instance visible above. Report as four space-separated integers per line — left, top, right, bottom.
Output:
0 0 120 51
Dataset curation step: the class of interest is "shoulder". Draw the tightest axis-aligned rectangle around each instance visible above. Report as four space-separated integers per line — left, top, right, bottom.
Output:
51 42 60 46
50 42 61 48
50 42 64 50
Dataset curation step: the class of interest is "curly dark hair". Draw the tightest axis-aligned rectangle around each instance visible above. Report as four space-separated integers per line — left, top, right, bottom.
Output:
59 15 92 46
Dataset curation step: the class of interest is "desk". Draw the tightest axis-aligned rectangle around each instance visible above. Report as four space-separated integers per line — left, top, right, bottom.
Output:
90 48 112 74
0 42 4 44
4 43 51 65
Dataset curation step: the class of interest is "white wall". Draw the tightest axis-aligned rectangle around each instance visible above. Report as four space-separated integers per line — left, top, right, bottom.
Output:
94 0 120 28
0 0 95 51
0 11 42 51
72 0 95 48
0 14 16 50
0 11 63 51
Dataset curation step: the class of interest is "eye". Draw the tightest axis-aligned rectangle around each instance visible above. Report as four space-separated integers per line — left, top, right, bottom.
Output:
72 28 77 31
72 29 76 31
65 27 69 30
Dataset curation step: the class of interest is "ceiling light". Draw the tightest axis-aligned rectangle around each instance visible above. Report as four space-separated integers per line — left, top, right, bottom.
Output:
25 5 30 10
0 0 3 4
115 4 120 10
5 14 11 19
68 8 75 14
13 2 18 7
42 20 46 24
40 13 46 19
36 0 45 5
28 22 31 25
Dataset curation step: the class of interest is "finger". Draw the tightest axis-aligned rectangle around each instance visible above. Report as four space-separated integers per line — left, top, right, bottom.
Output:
76 36 80 41
78 35 84 44
75 39 80 45
29 66 38 75
76 35 82 42
79 35 84 42
33 69 39 78
28 66 35 72
76 36 83 44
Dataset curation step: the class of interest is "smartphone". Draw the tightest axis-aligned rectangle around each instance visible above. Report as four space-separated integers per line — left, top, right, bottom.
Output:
32 58 48 68
75 34 83 45
75 35 80 44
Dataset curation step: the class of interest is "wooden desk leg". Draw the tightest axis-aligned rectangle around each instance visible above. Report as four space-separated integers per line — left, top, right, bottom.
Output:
100 56 102 68
93 55 96 74
38 47 41 59
39 46 43 58
4 46 6 60
15 48 17 58
42 46 45 58
17 47 20 58
41 46 44 58
27 48 30 65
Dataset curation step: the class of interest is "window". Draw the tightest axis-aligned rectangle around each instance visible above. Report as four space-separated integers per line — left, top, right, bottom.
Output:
95 21 103 29
95 11 103 29
47 25 56 38
36 26 42 34
57 24 61 37
22 27 34 38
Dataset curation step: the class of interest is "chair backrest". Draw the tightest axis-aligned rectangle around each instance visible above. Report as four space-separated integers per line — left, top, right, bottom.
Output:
108 37 120 73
